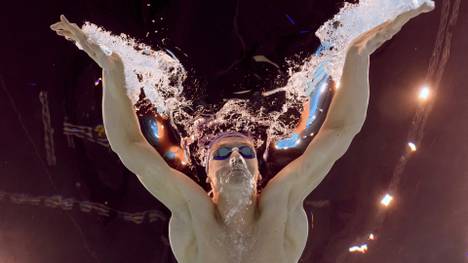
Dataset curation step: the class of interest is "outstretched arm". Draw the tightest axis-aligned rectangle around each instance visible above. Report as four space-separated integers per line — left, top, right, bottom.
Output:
262 3 434 210
101 60 192 211
50 15 211 217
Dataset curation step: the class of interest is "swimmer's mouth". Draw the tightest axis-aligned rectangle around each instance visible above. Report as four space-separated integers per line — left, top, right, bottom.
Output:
231 165 246 170
230 168 246 174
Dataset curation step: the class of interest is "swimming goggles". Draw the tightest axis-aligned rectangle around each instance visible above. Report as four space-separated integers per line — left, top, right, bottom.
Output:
211 146 256 160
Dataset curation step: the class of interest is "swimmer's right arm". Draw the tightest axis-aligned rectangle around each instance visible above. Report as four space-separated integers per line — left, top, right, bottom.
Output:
102 71 212 218
103 67 206 216
50 15 211 217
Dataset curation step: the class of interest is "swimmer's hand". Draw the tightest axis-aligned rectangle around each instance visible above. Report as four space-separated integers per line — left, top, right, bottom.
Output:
350 2 435 56
50 15 123 71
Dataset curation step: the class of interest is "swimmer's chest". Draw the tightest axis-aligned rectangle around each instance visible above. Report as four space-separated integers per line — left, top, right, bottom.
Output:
168 202 309 263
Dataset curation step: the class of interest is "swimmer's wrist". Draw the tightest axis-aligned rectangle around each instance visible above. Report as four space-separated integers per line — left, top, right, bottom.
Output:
346 46 368 61
102 53 124 72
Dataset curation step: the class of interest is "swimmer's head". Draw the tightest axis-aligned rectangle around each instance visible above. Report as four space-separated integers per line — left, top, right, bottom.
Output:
205 132 262 196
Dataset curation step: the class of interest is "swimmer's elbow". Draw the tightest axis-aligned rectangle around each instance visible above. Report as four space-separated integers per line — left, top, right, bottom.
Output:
106 132 143 155
113 140 169 176
108 140 133 157
286 126 359 207
110 141 142 173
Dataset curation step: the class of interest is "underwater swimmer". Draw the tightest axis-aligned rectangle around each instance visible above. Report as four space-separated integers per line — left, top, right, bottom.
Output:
50 4 433 262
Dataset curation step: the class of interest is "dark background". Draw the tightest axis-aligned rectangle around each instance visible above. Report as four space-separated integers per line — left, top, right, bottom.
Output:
1 0 467 262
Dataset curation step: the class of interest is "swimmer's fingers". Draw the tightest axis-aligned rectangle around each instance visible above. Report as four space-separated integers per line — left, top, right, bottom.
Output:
353 2 434 54
51 16 83 40
59 15 122 69
350 21 391 53
51 26 78 44
59 15 82 35
51 17 86 45
51 16 108 67
51 22 97 60
386 2 435 33
57 15 92 49
55 29 74 40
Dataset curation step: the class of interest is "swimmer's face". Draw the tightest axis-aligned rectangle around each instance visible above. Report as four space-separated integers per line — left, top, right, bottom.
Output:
207 136 260 191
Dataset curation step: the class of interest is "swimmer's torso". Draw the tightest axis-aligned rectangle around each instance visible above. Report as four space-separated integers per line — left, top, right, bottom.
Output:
168 186 309 263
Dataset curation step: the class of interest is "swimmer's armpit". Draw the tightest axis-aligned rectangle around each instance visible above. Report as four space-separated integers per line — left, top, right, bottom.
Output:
266 126 359 211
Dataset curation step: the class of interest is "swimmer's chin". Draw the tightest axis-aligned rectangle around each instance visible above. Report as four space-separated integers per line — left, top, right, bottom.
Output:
218 170 249 184
228 169 250 178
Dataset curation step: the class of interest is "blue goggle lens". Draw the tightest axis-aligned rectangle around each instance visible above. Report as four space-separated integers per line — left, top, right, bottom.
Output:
213 146 255 160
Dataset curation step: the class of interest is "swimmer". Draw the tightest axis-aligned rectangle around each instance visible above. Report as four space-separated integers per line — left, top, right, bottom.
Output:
50 4 433 262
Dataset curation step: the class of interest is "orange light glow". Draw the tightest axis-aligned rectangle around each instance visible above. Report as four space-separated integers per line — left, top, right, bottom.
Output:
349 244 368 253
408 142 417 152
380 194 393 207
418 85 431 101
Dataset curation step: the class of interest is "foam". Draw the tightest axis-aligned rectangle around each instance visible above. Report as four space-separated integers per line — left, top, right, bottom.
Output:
82 23 188 115
284 0 434 101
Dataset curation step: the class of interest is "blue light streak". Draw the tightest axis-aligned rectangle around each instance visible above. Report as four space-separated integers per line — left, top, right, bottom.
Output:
274 44 331 150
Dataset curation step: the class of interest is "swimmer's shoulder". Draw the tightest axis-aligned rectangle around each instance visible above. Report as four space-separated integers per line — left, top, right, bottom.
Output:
259 172 294 214
169 168 216 224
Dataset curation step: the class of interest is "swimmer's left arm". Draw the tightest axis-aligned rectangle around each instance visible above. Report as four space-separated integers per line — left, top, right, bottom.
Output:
262 48 366 209
264 44 368 209
318 2 434 130
318 50 370 130
264 4 435 211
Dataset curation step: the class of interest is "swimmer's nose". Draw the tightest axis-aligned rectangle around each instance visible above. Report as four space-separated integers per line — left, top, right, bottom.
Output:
229 148 245 166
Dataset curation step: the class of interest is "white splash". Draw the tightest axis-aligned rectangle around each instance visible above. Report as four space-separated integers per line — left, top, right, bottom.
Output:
80 0 434 168
285 0 434 97
82 22 188 115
